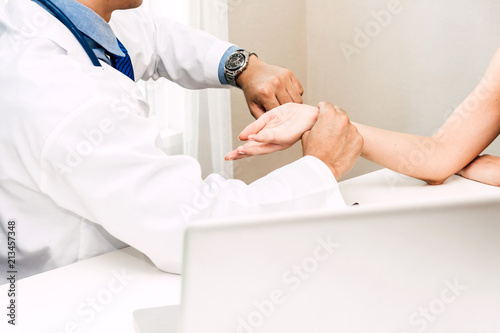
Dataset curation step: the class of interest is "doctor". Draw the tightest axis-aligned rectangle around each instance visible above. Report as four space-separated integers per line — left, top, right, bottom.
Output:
0 0 363 280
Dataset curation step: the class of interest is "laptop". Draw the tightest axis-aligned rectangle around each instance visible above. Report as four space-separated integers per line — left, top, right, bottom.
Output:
134 194 500 333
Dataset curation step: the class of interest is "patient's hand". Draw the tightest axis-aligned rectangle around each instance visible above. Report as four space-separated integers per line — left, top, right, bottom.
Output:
225 103 319 161
457 154 500 186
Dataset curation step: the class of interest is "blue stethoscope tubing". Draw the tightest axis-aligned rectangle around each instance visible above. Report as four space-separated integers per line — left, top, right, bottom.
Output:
34 0 102 67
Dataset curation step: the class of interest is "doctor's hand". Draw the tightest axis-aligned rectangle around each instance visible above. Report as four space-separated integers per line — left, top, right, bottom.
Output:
237 55 304 119
224 103 318 161
456 154 500 187
302 102 363 180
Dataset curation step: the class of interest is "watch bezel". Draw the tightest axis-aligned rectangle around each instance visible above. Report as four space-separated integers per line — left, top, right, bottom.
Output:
225 52 246 71
224 49 254 88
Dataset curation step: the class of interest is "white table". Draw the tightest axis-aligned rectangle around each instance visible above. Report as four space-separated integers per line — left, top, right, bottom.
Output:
1 170 498 333
339 168 500 206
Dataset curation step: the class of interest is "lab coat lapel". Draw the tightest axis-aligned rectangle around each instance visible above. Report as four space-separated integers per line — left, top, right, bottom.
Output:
6 0 102 68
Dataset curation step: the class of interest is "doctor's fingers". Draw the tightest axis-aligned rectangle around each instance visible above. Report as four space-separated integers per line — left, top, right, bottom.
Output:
316 102 352 135
273 68 303 104
286 76 304 104
269 77 303 106
248 95 281 117
318 102 364 155
275 87 294 106
249 82 296 113
246 83 302 118
247 98 274 119
291 74 304 96
248 103 266 119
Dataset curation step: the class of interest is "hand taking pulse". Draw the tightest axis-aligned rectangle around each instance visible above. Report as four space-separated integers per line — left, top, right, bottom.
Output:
226 102 363 180
237 56 304 119
302 102 364 179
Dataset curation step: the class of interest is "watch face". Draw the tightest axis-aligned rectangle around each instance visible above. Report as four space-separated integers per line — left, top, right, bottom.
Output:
226 53 246 71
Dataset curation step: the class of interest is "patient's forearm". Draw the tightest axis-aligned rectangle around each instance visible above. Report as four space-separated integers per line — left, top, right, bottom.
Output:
352 61 500 184
352 123 457 184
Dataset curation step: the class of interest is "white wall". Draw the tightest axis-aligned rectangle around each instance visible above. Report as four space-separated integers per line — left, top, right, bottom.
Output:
230 0 500 183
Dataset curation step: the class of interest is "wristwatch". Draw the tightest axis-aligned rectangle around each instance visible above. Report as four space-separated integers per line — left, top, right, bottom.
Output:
224 49 257 88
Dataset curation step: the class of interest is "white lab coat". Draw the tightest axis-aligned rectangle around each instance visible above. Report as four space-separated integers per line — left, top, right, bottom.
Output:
0 0 346 279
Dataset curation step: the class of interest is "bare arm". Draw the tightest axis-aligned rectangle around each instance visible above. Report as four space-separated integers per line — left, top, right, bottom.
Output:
456 154 500 186
354 48 500 184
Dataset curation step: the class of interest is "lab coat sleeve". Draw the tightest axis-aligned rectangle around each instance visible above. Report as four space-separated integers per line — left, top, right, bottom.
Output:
110 8 233 89
39 95 346 274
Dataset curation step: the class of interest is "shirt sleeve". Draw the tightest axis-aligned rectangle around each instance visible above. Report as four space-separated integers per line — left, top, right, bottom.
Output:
218 45 240 85
39 94 346 274
110 7 236 88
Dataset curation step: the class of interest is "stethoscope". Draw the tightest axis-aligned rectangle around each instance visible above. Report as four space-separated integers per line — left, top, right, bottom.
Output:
34 0 102 67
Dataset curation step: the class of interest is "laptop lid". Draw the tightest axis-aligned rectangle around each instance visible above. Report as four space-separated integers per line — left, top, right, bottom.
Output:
177 194 500 333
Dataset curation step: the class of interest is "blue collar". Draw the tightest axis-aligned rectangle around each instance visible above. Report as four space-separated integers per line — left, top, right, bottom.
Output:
35 0 124 58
